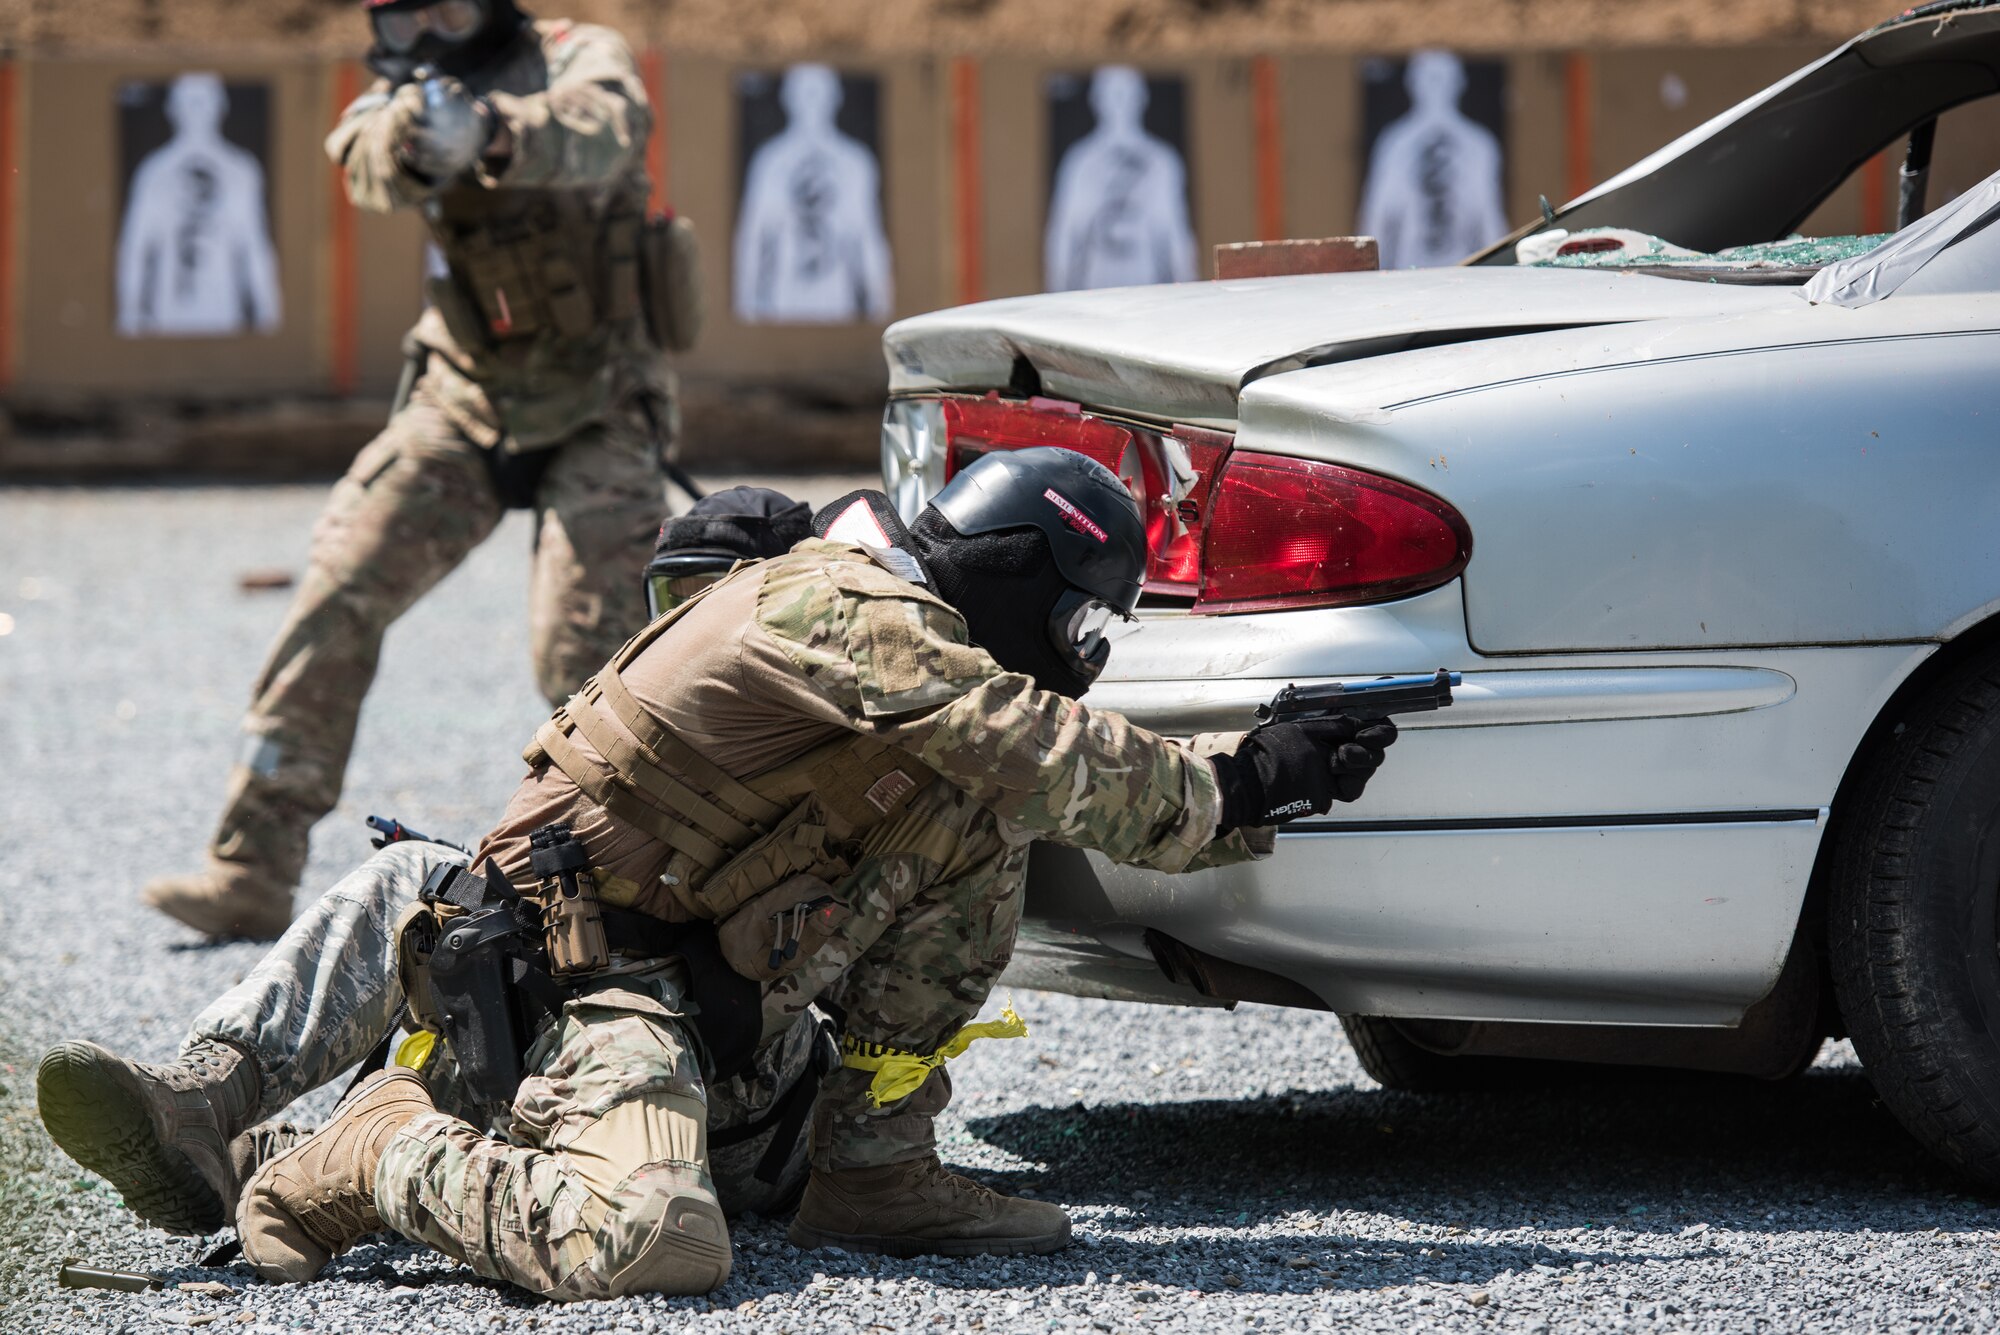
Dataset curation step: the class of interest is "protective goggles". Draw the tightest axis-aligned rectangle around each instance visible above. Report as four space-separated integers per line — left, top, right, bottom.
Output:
371 0 486 53
644 554 738 620
1047 588 1124 687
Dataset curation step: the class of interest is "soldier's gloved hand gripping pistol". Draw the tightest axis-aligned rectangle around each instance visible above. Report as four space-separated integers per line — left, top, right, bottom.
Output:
1212 670 1460 827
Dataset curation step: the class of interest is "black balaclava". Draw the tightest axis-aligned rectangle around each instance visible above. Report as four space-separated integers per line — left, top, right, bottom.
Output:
810 486 1112 699
366 0 529 83
907 507 1102 699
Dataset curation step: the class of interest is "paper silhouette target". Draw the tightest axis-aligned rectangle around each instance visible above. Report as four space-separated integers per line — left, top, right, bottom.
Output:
733 64 894 326
1044 67 1197 292
116 74 282 338
1358 51 1509 269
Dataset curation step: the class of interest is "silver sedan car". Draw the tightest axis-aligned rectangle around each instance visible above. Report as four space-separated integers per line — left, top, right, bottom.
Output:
878 3 2000 1185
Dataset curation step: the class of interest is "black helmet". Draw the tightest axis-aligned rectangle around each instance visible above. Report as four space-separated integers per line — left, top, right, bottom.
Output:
930 447 1148 616
911 447 1147 698
646 485 812 618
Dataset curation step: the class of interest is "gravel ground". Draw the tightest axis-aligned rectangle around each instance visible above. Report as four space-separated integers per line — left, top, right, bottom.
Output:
4 480 2000 1335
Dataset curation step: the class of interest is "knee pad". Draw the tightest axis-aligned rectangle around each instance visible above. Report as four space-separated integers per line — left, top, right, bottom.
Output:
595 1161 732 1296
558 1089 731 1298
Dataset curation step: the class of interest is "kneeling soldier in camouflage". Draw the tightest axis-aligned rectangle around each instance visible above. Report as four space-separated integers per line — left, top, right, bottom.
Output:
42 450 1396 1297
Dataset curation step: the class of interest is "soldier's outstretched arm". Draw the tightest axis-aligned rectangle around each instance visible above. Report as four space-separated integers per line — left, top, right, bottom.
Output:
893 672 1264 874
325 79 436 214
476 23 650 190
758 559 1262 874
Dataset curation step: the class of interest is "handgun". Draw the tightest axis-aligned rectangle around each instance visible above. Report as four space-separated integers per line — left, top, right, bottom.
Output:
1254 668 1461 727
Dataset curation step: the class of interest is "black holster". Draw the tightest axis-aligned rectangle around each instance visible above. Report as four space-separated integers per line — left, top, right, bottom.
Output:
420 861 541 1106
416 855 765 1104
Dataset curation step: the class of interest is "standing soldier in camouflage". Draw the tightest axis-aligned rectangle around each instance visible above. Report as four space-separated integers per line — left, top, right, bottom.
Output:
144 0 692 940
45 452 1397 1296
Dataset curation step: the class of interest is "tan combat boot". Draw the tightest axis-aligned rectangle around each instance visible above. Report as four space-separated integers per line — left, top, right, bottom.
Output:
142 859 293 940
237 1069 434 1283
788 1156 1072 1258
37 1038 263 1235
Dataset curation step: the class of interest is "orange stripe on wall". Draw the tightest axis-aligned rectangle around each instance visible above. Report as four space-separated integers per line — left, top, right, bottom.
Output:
952 57 982 305
0 60 17 393
1859 150 1888 235
1250 56 1284 243
1564 52 1593 205
641 50 668 213
329 61 361 397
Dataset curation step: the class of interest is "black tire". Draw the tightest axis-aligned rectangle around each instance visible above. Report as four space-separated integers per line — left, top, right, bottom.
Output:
1339 1015 1587 1093
1830 647 2000 1187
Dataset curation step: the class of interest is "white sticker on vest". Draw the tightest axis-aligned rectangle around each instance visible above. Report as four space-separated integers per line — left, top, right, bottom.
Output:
823 499 892 549
823 499 927 583
871 546 927 585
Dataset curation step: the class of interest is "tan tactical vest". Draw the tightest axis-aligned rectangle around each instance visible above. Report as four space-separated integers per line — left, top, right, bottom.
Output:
522 573 941 926
423 172 648 371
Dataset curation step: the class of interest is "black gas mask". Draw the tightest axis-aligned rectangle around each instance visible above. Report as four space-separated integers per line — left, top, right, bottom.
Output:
366 0 525 80
905 514 1108 698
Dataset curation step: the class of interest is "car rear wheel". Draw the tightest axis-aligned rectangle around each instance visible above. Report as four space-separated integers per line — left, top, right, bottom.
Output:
1830 647 2000 1187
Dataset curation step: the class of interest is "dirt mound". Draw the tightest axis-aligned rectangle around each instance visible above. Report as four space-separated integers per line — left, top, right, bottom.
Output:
1 0 1902 57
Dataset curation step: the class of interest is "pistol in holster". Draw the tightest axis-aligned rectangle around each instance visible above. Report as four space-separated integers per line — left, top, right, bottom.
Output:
531 823 610 975
412 859 542 1106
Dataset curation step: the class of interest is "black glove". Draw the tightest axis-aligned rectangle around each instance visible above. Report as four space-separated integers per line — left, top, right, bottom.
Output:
1210 715 1399 830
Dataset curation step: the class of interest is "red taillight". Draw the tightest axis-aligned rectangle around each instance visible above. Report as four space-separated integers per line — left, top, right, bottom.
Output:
941 394 1196 592
930 395 1466 613
943 396 1138 479
1194 451 1471 614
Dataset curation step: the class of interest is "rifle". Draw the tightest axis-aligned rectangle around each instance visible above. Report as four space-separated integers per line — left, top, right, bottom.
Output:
1254 668 1462 727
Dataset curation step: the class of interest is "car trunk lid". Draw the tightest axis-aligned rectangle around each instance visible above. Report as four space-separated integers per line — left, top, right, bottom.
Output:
885 267 1794 429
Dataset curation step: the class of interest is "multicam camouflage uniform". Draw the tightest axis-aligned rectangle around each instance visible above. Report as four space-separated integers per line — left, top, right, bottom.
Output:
281 535 1269 1299
201 20 669 901
186 841 819 1228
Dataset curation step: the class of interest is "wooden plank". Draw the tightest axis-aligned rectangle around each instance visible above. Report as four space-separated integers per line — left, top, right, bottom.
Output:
1213 235 1377 279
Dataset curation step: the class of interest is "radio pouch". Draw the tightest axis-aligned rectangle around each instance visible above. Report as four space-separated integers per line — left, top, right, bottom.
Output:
639 212 705 353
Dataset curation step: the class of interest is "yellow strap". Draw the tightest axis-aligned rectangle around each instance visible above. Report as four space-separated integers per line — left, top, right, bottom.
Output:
839 1002 1028 1108
394 1030 437 1072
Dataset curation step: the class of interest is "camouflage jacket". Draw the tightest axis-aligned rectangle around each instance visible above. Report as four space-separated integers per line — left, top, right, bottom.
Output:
478 538 1267 915
326 19 667 450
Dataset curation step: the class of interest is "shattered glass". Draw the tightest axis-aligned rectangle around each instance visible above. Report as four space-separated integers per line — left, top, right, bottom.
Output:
1530 229 1892 271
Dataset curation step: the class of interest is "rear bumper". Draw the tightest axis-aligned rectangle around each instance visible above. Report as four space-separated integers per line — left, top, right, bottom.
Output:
1020 810 1824 1026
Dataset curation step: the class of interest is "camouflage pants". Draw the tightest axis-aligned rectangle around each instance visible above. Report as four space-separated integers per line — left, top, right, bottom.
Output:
190 774 1027 1300
184 843 817 1223
210 384 666 889
758 775 1029 1173
373 778 1027 1299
